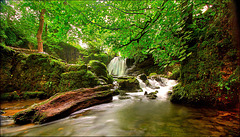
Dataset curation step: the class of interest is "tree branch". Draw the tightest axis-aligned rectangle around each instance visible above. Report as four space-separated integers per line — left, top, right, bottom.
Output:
119 0 168 48
68 3 145 31
104 4 152 19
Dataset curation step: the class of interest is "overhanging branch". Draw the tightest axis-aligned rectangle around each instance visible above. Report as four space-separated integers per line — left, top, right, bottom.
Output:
68 3 146 31
119 0 168 48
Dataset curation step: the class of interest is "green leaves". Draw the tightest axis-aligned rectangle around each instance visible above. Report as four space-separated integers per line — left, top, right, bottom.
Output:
1 0 212 68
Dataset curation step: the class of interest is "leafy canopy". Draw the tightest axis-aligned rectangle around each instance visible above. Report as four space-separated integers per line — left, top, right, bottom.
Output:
1 0 216 68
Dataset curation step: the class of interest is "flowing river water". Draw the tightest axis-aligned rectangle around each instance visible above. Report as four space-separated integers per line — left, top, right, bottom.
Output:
1 77 239 136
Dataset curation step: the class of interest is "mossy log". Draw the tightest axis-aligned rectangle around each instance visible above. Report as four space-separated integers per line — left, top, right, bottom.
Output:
13 84 113 124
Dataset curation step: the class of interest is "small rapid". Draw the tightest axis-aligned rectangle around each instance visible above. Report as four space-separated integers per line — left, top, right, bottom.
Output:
136 76 177 100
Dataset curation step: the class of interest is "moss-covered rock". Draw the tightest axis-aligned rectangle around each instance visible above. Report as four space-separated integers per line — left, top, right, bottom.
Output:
0 91 47 101
0 45 109 99
59 70 99 92
83 52 112 65
145 91 158 99
116 77 140 91
139 74 148 81
88 60 113 84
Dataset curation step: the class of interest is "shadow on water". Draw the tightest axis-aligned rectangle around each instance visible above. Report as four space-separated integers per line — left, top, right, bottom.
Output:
116 100 239 136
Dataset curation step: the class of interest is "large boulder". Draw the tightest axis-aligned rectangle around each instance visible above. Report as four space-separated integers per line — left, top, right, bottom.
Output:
116 76 140 91
88 60 113 84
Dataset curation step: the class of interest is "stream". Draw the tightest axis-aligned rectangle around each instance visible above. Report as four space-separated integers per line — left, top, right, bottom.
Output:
1 77 239 136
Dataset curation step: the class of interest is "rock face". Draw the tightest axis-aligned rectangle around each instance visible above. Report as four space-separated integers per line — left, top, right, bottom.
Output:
0 45 110 98
13 85 113 124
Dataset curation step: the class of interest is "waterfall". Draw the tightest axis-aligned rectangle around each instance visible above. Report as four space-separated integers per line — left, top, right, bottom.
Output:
107 57 127 76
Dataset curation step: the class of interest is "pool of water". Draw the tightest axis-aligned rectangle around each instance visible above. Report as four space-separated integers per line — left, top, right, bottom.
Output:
1 95 239 136
1 78 239 136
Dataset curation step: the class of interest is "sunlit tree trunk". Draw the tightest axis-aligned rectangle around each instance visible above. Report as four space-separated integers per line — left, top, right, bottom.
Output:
37 9 46 52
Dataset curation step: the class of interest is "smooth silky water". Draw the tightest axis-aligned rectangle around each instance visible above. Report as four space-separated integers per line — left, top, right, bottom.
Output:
1 78 239 136
1 58 239 136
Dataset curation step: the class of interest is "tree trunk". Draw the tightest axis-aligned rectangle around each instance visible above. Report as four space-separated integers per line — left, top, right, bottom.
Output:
37 9 46 53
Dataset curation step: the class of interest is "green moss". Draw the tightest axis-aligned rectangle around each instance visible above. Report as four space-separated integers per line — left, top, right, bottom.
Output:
83 52 111 65
0 93 12 100
88 60 112 84
0 91 20 101
116 77 140 91
61 70 87 80
59 70 99 91
149 73 157 77
88 60 108 77
67 64 87 72
22 91 47 99
0 45 111 97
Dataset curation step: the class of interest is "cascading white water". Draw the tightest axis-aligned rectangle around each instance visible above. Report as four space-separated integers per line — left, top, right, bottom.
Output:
136 76 177 100
107 57 127 76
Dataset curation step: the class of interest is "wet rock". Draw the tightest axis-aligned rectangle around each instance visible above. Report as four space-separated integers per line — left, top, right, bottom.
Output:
150 76 167 86
118 96 131 100
167 91 173 96
145 91 158 99
118 90 131 100
144 91 148 95
119 90 128 96
139 74 148 81
13 84 113 124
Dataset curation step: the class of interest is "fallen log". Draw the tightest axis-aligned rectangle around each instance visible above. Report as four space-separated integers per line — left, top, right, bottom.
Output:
13 84 113 124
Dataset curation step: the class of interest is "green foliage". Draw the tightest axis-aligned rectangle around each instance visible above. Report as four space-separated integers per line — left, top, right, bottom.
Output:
0 91 20 101
171 1 240 109
5 27 16 46
83 52 111 65
1 0 209 67
1 0 238 109
168 67 180 80
22 91 46 100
